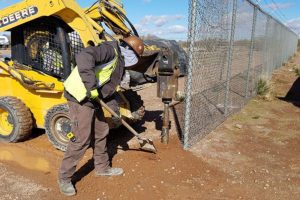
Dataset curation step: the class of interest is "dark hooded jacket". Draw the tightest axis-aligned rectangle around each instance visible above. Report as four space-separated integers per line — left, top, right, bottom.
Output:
64 41 125 108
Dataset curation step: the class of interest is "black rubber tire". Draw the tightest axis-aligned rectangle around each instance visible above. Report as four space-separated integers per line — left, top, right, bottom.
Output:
44 104 70 152
44 92 144 151
0 96 33 142
122 90 145 122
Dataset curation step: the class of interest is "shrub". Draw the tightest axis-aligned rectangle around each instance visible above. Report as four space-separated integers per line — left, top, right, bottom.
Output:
295 68 300 76
257 78 270 96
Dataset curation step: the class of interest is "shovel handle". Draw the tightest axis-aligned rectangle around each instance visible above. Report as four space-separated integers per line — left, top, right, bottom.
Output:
96 98 143 140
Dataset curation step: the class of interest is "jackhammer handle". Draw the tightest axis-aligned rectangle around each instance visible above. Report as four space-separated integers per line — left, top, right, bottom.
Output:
96 98 142 139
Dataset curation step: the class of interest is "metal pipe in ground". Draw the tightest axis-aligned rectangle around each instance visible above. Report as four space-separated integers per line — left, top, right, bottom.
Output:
161 102 170 144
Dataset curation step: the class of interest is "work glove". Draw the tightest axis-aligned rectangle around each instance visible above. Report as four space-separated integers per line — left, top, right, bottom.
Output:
87 89 99 100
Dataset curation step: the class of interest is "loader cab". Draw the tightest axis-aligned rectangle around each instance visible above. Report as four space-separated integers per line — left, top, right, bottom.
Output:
10 17 83 80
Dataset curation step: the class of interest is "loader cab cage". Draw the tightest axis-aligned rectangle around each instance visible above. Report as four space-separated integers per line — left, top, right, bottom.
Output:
10 17 84 80
68 32 84 57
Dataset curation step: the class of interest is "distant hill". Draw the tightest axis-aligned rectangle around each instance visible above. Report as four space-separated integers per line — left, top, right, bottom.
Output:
141 34 161 40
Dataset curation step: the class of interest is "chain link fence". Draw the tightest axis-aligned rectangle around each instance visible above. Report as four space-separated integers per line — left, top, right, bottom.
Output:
183 0 298 149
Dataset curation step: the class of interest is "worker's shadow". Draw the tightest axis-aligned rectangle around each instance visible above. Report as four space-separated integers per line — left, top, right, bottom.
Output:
106 110 163 158
278 77 300 107
138 110 164 131
72 110 163 185
71 128 133 185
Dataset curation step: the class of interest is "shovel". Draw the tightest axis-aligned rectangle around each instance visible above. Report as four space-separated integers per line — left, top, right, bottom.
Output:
95 98 157 153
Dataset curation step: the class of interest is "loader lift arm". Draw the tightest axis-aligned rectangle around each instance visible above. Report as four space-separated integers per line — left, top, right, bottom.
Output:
0 0 136 46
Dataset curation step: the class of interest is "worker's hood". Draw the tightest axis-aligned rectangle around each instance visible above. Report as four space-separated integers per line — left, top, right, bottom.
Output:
120 46 138 67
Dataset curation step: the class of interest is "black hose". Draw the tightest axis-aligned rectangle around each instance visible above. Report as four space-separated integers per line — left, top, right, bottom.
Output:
85 0 99 14
103 31 116 41
116 10 139 37
101 0 139 37
86 1 140 38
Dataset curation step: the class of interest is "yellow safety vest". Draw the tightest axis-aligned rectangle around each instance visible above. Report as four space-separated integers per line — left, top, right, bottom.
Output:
64 49 118 102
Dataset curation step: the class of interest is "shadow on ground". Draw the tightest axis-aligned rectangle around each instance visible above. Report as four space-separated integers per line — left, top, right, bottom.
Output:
27 128 45 141
171 103 184 142
278 76 300 107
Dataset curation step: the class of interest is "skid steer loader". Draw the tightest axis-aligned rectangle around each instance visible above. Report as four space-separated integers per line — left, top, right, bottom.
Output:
0 0 179 151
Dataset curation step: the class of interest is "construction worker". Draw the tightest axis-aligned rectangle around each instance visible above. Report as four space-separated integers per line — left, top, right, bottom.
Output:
58 35 144 196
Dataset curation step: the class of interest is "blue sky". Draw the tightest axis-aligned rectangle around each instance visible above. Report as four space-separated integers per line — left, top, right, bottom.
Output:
0 0 189 40
256 0 300 35
77 0 189 40
0 0 299 39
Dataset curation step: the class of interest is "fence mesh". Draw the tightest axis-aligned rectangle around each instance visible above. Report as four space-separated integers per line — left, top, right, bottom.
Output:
184 0 298 148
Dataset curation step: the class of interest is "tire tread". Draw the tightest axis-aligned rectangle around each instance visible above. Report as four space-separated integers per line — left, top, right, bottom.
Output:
0 96 33 142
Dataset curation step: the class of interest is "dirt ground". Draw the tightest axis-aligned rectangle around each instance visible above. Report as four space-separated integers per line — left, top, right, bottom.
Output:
0 50 300 200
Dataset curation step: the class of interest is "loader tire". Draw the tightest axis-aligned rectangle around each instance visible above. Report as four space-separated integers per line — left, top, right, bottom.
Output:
123 90 145 122
0 97 33 142
44 104 71 152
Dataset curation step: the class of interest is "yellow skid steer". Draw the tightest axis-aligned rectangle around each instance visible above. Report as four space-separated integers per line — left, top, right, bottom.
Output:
0 0 179 151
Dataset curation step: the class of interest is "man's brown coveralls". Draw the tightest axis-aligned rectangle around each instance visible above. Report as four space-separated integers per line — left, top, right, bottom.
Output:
59 41 125 182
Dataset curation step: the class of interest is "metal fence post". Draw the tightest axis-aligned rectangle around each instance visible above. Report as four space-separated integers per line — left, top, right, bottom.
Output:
183 0 197 150
245 6 257 99
224 0 237 116
263 16 270 77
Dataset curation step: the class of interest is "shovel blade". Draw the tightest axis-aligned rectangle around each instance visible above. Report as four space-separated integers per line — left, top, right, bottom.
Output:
138 139 157 153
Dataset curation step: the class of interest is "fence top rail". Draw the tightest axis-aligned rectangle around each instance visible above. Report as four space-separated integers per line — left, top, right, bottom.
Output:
245 0 298 37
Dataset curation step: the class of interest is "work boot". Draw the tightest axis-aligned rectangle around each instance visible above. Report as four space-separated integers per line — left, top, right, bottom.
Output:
57 180 76 196
95 167 124 176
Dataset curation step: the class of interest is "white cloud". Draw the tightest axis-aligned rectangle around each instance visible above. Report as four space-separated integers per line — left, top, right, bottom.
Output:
263 3 294 10
135 23 187 39
140 15 183 27
286 17 300 36
167 25 187 34
135 14 187 40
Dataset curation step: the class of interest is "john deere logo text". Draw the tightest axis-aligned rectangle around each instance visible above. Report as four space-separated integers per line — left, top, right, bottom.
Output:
0 6 38 28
